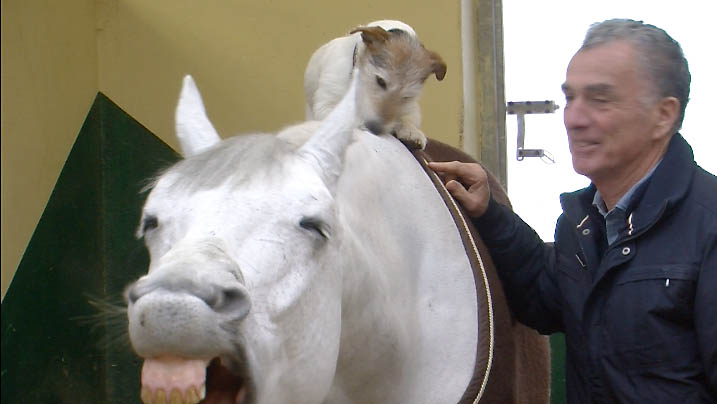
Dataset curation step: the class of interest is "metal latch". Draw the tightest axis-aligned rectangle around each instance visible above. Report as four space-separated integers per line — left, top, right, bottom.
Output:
506 101 559 162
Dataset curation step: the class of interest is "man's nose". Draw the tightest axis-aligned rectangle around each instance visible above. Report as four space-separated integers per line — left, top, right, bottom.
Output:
563 99 590 130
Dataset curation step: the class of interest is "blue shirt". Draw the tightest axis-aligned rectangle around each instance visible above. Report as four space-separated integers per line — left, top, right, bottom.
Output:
592 162 660 245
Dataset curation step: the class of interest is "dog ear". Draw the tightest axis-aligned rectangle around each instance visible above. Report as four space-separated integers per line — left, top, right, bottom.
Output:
350 26 391 49
426 50 447 81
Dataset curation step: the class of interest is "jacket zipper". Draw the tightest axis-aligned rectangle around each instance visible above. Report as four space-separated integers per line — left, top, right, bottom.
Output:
574 214 591 269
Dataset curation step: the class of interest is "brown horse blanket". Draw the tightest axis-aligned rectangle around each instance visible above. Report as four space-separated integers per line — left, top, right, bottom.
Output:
412 140 550 404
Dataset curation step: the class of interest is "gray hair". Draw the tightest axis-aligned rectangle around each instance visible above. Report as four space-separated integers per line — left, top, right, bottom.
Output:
581 19 691 132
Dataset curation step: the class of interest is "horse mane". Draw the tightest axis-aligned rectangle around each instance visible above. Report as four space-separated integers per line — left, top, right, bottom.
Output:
147 134 299 195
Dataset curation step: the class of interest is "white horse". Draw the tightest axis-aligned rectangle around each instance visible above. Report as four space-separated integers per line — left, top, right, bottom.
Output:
125 73 548 404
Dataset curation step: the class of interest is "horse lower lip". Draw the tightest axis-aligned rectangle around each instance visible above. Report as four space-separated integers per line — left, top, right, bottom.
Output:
140 357 208 403
139 357 248 404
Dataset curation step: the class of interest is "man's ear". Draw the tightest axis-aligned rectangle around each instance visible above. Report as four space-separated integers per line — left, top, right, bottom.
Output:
654 96 680 139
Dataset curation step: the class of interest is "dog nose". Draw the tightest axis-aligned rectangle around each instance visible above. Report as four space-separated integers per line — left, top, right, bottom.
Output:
364 120 384 135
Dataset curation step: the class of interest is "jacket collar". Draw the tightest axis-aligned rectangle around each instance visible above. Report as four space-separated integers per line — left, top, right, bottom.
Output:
560 134 696 234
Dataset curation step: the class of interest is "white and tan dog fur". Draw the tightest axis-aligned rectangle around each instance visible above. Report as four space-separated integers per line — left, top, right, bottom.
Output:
304 20 446 149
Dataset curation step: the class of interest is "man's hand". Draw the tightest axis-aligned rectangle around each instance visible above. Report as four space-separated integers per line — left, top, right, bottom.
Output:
428 161 491 218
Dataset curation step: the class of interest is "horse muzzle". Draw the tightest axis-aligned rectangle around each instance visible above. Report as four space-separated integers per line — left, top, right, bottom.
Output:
125 244 254 404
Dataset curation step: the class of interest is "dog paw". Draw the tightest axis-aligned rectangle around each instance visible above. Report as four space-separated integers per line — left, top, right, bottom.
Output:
394 125 427 150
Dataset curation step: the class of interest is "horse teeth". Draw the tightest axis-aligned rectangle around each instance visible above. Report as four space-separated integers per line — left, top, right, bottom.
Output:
140 386 203 404
141 386 153 404
155 389 167 403
169 388 182 404
139 358 208 403
184 386 203 404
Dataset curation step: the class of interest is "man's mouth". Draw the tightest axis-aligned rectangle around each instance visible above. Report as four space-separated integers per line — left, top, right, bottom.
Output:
570 139 600 153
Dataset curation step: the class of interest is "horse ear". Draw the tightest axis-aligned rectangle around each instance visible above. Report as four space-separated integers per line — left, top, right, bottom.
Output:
175 75 221 157
299 69 360 192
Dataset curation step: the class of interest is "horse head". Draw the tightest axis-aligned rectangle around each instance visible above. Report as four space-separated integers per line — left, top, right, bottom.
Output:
125 72 361 404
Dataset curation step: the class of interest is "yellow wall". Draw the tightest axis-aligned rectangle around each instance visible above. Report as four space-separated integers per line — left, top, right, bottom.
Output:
1 0 99 298
96 0 462 150
2 0 463 298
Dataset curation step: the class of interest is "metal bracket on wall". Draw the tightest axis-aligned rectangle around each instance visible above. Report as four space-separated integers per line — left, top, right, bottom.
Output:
506 100 559 162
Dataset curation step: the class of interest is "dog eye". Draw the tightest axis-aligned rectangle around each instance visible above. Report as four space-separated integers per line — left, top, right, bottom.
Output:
375 76 387 90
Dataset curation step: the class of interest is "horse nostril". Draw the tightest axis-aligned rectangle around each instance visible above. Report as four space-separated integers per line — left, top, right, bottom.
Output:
125 281 152 305
209 287 251 318
126 277 250 319
127 287 140 304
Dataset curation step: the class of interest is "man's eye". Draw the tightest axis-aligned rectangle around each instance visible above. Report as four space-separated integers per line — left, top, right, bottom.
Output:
591 97 611 105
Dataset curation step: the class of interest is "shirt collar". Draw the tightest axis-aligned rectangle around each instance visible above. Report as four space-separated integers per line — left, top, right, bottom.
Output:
561 134 697 235
592 159 661 217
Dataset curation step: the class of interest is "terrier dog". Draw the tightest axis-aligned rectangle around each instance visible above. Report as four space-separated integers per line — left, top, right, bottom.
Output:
304 20 446 149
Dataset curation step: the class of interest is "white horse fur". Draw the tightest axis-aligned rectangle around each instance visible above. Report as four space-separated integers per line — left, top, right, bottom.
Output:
304 20 446 149
126 73 479 404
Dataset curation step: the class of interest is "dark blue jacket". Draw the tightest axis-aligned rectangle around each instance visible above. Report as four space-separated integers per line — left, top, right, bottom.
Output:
474 134 717 403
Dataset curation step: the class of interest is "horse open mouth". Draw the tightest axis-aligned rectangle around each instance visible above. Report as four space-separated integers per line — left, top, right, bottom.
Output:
140 357 251 404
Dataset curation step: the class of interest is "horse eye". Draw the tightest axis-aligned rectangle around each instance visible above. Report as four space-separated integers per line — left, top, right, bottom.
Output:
142 215 159 233
376 76 387 90
299 217 329 239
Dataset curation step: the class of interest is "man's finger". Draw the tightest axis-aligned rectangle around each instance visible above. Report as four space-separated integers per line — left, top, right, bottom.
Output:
445 180 475 209
428 161 462 176
428 161 483 186
445 179 490 217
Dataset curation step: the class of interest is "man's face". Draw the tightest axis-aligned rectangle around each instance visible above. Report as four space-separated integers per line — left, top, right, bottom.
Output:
562 40 665 184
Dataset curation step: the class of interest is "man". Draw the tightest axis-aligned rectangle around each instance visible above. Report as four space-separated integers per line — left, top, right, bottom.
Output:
430 19 716 402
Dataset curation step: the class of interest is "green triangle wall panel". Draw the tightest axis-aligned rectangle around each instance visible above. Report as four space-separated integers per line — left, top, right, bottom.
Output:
1 93 180 403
